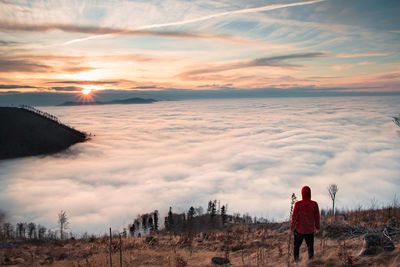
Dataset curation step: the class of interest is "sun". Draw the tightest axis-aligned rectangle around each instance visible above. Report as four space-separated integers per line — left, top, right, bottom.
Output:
77 85 96 103
80 84 99 96
81 88 92 95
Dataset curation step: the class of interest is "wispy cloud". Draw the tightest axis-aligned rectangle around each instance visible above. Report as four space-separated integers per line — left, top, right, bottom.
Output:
0 1 326 47
59 0 325 46
0 21 254 44
179 52 326 78
335 53 388 58
377 72 400 80
0 40 19 46
62 67 95 73
51 86 82 92
3 53 166 64
331 62 371 71
0 57 52 73
131 85 159 90
51 80 119 85
197 83 233 89
0 54 95 74
140 0 326 30
0 84 38 89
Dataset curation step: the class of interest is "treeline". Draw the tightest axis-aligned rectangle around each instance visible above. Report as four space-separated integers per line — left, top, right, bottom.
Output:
1 195 399 243
0 210 72 241
20 105 87 139
0 222 62 241
128 200 270 236
128 210 160 237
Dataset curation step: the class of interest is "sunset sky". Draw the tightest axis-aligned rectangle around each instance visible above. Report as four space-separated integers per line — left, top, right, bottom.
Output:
1 0 400 101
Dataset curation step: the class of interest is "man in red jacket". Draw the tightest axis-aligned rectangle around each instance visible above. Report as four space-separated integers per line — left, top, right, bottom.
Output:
290 186 320 261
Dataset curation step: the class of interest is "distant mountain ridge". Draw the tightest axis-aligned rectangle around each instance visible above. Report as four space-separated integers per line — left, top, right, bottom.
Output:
57 97 158 106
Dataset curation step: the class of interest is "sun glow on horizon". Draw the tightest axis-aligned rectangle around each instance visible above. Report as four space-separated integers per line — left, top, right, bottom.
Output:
81 88 92 95
73 70 105 81
80 84 102 95
77 85 98 102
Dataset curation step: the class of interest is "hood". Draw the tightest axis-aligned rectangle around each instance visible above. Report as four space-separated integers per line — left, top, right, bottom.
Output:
301 186 311 200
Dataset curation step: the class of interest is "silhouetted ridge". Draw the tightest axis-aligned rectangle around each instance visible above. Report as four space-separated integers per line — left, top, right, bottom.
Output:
393 116 400 127
57 97 157 106
0 106 88 159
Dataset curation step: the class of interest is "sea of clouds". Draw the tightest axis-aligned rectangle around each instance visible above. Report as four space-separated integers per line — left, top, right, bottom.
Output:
1 96 399 234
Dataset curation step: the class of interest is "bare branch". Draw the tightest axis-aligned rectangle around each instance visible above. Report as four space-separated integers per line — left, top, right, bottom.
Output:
327 184 339 215
328 184 338 200
58 210 69 240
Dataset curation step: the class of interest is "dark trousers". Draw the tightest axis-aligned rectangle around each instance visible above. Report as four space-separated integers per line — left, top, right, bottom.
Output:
294 230 314 260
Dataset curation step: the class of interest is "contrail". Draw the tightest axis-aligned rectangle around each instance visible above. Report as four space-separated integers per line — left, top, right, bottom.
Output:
63 34 114 45
139 0 326 29
64 0 326 45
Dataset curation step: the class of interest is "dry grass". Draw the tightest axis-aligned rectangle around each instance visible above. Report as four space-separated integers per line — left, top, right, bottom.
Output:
1 207 400 266
1 226 399 267
333 206 400 228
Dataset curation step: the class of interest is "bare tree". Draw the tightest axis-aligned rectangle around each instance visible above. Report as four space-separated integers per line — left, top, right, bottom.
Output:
16 222 26 239
3 223 13 239
58 210 69 240
27 222 36 239
328 184 339 215
38 225 46 240
287 193 297 267
194 206 204 216
0 210 5 224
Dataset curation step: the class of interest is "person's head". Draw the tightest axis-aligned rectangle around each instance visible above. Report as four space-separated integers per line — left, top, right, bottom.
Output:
301 186 311 200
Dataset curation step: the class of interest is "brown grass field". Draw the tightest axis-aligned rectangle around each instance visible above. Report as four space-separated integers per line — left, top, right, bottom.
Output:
1 226 399 266
1 208 400 266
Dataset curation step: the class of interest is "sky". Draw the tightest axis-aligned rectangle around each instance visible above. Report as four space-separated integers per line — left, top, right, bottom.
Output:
1 97 399 234
1 0 400 104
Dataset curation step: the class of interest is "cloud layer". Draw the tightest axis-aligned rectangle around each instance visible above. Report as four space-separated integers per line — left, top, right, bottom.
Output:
0 97 399 234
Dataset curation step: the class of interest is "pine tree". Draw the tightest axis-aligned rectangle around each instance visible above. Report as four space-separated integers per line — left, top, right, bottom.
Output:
207 201 213 214
148 217 154 231
221 205 227 225
166 207 174 232
211 200 217 218
142 214 148 231
134 218 140 231
129 223 136 237
187 206 195 220
164 217 169 231
153 210 159 231
187 206 195 232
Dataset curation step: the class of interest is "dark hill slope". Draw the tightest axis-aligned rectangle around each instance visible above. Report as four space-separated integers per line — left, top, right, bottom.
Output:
0 107 87 159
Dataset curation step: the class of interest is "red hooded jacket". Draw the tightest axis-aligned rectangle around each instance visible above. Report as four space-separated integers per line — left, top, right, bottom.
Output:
290 186 320 234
